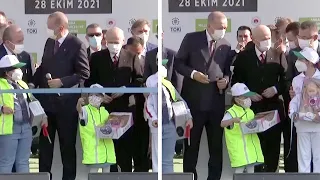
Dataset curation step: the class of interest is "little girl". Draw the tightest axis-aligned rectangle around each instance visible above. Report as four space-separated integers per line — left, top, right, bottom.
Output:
221 83 264 173
76 84 116 173
289 47 320 172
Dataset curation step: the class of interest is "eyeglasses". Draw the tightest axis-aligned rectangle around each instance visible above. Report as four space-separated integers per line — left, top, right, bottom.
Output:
87 33 102 37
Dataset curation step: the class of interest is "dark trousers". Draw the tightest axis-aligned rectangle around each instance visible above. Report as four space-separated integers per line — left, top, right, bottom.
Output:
282 116 298 172
254 102 284 172
111 128 134 172
183 110 223 180
132 121 150 172
39 111 78 180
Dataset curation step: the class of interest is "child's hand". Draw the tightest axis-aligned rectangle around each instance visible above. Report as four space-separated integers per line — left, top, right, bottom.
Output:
1 106 13 114
76 98 85 113
186 119 193 129
232 118 241 123
152 120 158 128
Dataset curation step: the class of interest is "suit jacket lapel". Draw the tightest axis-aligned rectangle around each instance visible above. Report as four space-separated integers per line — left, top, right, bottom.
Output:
200 30 210 62
55 34 72 56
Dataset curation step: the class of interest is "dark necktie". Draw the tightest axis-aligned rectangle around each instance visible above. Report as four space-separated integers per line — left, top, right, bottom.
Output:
162 89 170 124
209 40 215 56
113 55 118 66
260 54 265 64
11 82 29 122
54 40 60 54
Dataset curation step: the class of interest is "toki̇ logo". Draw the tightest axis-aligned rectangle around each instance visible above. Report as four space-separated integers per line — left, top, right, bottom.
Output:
170 17 181 33
27 19 37 34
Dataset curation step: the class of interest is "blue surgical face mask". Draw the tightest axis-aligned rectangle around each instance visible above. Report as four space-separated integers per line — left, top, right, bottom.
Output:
88 36 102 49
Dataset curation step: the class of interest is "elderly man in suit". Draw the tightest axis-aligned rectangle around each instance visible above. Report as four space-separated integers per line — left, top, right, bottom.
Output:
174 11 232 180
33 11 90 180
232 25 287 172
85 27 143 172
0 25 33 83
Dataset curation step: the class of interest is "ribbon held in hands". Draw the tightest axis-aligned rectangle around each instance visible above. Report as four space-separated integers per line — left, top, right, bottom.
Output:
185 124 191 146
42 125 52 144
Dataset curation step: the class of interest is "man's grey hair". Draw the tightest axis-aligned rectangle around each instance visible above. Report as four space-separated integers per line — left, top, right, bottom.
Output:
86 23 100 33
300 20 318 32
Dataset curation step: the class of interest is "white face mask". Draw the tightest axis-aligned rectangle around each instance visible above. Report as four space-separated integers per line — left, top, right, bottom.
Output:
159 65 167 78
289 41 297 49
259 39 271 52
88 36 102 49
107 43 122 55
47 28 57 39
298 38 318 50
88 95 102 108
12 44 24 54
137 33 149 45
295 60 308 72
211 29 226 41
11 68 23 81
238 98 252 108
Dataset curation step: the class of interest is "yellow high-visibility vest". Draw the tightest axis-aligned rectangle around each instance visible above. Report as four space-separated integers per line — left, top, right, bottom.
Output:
225 104 264 167
0 78 30 135
79 104 116 165
161 78 177 102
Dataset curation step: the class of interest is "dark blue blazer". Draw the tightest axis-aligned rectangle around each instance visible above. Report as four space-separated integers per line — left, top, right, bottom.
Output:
146 42 157 52
0 44 33 83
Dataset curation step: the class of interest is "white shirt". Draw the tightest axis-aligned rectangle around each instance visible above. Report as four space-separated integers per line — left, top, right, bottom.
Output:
57 30 69 47
3 44 12 55
109 51 121 62
190 29 215 79
255 46 266 62
289 69 320 132
255 46 278 93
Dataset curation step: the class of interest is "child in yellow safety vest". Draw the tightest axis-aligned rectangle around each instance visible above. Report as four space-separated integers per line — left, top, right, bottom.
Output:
76 84 116 173
221 83 264 173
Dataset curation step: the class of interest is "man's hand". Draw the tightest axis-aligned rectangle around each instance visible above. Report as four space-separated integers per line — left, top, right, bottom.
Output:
289 86 295 99
186 119 193 129
236 42 245 51
262 87 277 98
152 120 158 128
193 72 210 84
48 79 62 88
250 93 263 102
1 106 13 114
216 78 228 90
103 95 113 104
76 98 85 113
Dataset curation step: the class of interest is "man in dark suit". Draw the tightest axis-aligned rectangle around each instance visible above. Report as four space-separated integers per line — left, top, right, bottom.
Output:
85 23 103 60
130 19 157 56
84 27 143 172
1 25 33 83
174 11 232 180
228 26 252 64
232 25 287 172
33 12 90 180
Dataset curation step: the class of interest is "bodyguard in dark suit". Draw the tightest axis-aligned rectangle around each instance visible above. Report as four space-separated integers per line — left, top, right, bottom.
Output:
85 27 142 172
232 25 287 172
33 12 90 180
1 25 33 83
85 23 103 60
175 12 232 180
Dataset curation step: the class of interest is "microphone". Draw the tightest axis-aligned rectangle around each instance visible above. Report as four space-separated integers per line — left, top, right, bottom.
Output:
46 73 60 96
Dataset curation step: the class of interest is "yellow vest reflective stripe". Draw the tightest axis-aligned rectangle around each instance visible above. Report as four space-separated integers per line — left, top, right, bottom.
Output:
161 78 177 102
0 78 30 135
225 104 264 167
79 105 116 165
